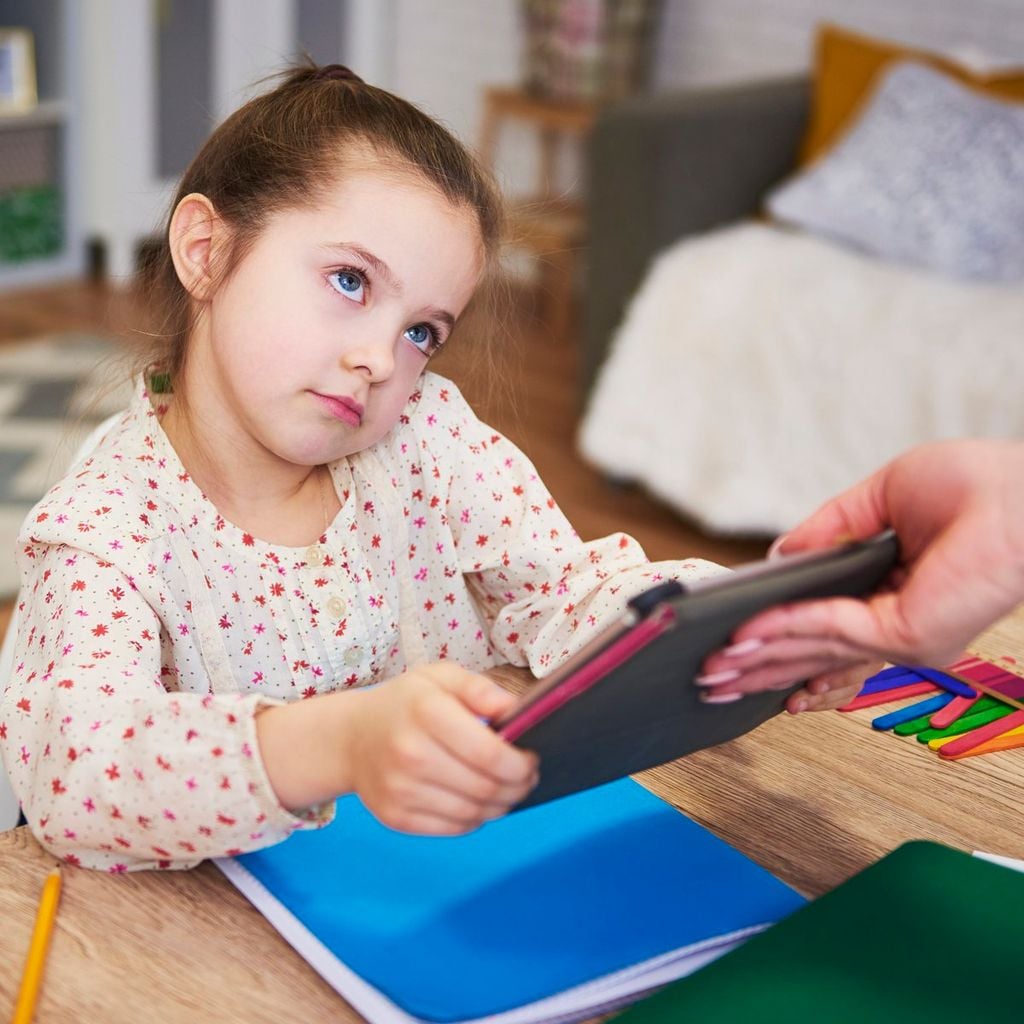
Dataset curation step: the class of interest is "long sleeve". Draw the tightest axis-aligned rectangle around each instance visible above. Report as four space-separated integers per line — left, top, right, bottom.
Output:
414 380 725 675
1 542 325 872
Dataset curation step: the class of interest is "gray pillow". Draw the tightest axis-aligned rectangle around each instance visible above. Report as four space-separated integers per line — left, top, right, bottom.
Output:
766 61 1024 283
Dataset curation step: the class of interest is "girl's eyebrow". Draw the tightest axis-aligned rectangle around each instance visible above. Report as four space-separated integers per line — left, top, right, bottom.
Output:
322 242 402 293
323 241 457 331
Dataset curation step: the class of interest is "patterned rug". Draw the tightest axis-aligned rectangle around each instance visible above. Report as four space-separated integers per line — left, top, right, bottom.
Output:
0 333 134 596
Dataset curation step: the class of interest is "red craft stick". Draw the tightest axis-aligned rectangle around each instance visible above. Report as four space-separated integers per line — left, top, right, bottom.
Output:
928 693 983 730
937 709 1024 759
838 681 938 711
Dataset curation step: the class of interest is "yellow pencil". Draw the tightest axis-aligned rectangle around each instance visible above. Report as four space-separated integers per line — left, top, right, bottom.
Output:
11 867 62 1024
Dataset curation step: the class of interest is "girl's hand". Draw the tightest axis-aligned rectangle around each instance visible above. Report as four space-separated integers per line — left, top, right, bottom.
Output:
344 663 538 835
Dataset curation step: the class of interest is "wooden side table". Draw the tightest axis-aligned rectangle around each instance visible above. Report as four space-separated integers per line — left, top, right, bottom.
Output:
479 87 599 342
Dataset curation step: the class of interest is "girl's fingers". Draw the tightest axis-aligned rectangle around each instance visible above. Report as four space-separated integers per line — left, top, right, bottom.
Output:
429 663 520 720
414 666 537 786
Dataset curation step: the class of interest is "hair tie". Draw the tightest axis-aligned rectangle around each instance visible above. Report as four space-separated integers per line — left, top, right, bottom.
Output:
313 64 364 85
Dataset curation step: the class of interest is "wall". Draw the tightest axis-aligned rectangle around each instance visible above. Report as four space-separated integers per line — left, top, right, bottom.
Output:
386 0 1024 198
654 0 1024 89
70 0 1024 282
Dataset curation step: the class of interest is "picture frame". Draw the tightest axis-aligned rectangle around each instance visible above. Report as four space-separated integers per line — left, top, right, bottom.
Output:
0 28 38 114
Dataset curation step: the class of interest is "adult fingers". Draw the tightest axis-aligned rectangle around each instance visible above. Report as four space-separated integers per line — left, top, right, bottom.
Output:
702 632 868 680
774 472 891 556
698 655 868 699
727 594 901 661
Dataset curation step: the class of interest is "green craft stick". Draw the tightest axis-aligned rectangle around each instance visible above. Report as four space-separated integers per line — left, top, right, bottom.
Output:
917 702 1014 743
893 712 938 736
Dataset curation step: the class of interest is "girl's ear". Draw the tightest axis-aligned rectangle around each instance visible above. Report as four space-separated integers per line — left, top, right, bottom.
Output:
168 193 226 301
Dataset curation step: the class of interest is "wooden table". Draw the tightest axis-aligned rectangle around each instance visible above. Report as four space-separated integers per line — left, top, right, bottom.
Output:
3 609 1023 1022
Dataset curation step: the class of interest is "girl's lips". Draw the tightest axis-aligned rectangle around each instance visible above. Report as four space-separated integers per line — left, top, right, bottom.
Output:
311 391 364 426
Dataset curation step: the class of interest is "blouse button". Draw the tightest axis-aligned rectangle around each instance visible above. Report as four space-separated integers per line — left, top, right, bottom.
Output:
343 647 361 667
327 596 347 618
306 545 324 567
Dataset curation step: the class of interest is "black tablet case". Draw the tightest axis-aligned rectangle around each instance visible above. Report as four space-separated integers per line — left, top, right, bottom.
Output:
512 533 899 809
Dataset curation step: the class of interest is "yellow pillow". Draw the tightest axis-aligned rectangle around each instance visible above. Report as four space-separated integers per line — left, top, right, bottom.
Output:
798 23 1024 165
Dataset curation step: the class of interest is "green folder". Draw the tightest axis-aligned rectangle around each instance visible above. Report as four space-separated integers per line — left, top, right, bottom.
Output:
616 841 1022 1023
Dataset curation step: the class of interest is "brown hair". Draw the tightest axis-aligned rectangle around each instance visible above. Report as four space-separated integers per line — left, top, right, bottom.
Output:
134 62 505 386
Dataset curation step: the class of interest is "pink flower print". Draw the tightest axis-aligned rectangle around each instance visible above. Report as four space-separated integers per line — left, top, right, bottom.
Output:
414 567 428 581
460 509 471 524
447 618 459 630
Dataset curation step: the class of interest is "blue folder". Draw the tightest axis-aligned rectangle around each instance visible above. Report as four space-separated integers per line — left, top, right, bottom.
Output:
217 778 804 1024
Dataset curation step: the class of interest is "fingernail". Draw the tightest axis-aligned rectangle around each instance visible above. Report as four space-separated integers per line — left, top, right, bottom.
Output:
695 669 741 687
767 534 789 559
723 638 764 657
701 691 743 704
791 698 808 714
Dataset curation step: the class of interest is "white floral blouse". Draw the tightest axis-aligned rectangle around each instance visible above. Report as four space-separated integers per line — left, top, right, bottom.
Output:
1 373 720 871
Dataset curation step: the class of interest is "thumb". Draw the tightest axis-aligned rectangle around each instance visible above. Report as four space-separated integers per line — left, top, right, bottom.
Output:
781 473 890 555
434 665 519 721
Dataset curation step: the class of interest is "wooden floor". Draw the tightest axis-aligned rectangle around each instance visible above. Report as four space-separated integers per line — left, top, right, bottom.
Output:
0 278 768 643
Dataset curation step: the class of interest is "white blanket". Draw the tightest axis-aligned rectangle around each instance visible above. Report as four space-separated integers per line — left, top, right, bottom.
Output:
579 222 1024 535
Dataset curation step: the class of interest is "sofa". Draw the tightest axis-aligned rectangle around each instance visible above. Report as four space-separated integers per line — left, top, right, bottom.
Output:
582 75 811 402
578 66 1024 537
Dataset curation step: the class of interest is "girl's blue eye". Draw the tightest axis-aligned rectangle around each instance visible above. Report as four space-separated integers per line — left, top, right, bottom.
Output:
404 323 438 355
328 269 365 302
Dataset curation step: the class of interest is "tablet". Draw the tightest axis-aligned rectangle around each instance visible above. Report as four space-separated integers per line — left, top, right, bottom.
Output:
496 531 900 810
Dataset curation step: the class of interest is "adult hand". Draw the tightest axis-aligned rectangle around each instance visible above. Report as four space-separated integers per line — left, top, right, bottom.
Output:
699 439 1024 697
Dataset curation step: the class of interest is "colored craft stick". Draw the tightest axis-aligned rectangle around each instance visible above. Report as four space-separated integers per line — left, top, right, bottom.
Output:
928 693 984 730
872 694 953 731
859 663 978 699
860 666 921 695
856 671 921 696
942 724 1024 760
894 713 940 737
839 681 938 711
938 709 1024 758
919 703 1014 744
907 667 977 699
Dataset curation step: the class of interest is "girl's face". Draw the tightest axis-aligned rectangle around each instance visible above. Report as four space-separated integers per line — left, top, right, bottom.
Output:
196 168 484 467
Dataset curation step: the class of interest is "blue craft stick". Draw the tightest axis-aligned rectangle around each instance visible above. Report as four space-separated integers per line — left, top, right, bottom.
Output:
860 667 921 695
907 666 977 699
871 693 955 731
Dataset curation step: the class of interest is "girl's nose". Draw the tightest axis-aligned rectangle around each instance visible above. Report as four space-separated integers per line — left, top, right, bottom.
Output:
341 325 396 382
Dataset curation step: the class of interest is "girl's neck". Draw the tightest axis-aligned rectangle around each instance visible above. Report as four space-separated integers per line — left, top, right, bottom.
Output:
158 391 341 548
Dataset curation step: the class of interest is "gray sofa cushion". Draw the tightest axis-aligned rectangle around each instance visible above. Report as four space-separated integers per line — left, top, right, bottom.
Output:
766 61 1024 283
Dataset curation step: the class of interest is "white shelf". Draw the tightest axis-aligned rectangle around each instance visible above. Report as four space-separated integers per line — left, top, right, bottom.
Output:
0 99 69 131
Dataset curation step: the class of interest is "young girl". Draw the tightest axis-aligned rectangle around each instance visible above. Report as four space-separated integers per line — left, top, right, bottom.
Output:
1 64 863 872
